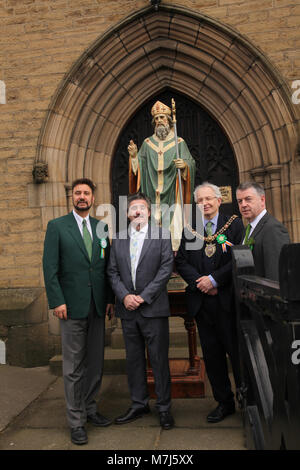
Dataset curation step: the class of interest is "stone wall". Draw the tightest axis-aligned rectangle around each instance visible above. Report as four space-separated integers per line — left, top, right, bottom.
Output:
0 0 299 365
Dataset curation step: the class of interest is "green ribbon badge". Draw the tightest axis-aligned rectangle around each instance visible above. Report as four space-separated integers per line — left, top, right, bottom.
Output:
216 233 234 253
216 234 227 244
100 238 107 249
100 238 107 258
244 237 255 250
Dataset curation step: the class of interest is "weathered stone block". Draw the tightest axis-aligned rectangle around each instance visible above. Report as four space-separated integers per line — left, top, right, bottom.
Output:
7 322 49 367
0 288 48 326
0 288 50 367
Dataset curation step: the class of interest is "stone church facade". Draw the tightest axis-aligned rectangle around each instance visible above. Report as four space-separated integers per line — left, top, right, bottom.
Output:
0 0 299 366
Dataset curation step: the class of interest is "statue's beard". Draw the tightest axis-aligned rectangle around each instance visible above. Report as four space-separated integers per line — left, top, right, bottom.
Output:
155 123 170 140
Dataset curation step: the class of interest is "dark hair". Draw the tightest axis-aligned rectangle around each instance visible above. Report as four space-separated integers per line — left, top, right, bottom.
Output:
72 178 96 194
236 181 265 196
127 192 151 211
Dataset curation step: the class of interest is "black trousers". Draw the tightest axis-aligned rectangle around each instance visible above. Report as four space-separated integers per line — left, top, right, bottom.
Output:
195 296 241 405
121 312 171 412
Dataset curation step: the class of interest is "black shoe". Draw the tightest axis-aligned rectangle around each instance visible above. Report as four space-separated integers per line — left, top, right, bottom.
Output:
70 426 88 445
87 412 112 427
206 403 235 423
114 405 150 424
159 411 175 430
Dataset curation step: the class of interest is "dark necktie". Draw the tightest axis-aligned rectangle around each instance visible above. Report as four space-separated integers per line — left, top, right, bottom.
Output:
82 219 92 261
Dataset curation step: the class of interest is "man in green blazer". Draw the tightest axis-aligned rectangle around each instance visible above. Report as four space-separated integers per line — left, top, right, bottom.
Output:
43 178 114 445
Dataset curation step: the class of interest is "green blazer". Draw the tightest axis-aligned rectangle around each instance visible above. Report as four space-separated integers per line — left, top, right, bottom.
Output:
43 212 113 319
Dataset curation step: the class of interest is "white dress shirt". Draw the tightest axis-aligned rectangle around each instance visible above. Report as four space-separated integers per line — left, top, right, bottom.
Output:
243 209 267 243
72 210 93 240
130 223 148 288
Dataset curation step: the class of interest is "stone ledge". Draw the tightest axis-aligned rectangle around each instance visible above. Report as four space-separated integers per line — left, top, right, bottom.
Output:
49 344 236 379
0 288 47 326
0 288 50 367
110 327 201 349
49 346 196 377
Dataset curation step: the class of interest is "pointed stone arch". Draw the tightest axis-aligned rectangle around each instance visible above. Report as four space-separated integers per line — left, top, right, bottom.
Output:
34 5 299 238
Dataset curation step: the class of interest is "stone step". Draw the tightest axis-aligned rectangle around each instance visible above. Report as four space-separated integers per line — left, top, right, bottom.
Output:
49 345 202 376
110 317 200 349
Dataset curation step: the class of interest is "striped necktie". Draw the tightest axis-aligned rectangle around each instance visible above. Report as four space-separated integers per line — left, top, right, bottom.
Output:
82 219 92 261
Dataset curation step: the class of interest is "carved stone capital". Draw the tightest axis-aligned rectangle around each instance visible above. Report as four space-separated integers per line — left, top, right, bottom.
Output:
32 162 49 184
265 165 282 182
150 0 161 11
250 168 266 184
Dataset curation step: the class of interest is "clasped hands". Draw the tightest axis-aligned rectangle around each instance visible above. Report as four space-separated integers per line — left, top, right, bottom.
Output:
196 276 218 296
123 294 145 311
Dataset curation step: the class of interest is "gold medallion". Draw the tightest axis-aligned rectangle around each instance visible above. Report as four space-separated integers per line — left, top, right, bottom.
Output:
205 243 216 258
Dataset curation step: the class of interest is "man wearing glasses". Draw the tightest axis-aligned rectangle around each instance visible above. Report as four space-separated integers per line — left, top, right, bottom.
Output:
175 182 244 423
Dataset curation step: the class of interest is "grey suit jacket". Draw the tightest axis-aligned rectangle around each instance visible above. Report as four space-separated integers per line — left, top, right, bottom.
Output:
250 212 290 281
107 225 174 319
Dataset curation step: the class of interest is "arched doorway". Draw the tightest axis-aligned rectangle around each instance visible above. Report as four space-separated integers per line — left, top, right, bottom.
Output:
34 5 299 239
112 88 239 228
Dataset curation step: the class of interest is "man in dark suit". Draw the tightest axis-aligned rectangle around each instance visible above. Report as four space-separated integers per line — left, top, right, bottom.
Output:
107 192 175 430
43 178 114 445
175 182 244 423
236 181 290 281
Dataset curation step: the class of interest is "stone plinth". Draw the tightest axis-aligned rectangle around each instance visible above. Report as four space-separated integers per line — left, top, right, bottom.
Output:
0 288 50 367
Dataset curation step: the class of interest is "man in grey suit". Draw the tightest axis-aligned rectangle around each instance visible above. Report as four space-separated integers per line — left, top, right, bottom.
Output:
236 181 290 281
107 192 175 430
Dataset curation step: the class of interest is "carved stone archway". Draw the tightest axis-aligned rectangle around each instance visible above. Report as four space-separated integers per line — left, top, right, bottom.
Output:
34 4 299 238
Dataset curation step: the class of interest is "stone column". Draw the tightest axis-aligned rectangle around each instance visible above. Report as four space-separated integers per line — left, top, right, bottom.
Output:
65 182 73 212
266 165 283 222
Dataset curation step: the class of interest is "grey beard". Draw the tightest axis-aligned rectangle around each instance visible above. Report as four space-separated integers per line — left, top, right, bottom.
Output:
155 124 170 140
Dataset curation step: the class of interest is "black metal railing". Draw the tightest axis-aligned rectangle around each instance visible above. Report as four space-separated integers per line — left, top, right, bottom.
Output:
232 244 300 450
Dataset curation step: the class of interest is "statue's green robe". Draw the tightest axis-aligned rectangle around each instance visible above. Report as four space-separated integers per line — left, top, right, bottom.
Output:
129 131 195 249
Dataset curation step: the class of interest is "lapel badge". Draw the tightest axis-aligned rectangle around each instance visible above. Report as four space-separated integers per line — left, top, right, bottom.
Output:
100 238 107 258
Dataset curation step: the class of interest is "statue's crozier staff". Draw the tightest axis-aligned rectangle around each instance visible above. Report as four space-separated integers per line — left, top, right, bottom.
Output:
171 98 184 227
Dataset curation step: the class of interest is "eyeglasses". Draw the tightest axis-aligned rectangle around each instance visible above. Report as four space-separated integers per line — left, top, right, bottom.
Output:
128 204 149 212
196 196 217 203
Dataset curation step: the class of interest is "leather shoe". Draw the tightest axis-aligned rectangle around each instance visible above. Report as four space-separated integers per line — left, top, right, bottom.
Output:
206 403 235 423
159 411 175 430
70 426 88 445
114 405 150 424
87 412 112 427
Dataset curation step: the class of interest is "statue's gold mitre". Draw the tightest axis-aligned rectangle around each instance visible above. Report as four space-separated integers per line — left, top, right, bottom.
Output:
151 101 171 117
